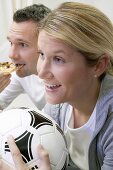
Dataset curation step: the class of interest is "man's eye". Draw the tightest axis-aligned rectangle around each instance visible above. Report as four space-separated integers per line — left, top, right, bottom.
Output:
20 43 28 47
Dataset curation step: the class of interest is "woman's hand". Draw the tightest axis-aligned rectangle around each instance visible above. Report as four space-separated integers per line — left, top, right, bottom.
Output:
0 135 52 170
0 73 11 92
0 159 13 170
36 144 52 170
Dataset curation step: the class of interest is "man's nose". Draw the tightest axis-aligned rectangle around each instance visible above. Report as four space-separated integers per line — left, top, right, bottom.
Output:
9 46 19 60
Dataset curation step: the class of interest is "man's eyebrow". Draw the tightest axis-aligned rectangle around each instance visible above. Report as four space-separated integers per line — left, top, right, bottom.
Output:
15 39 28 42
7 36 29 43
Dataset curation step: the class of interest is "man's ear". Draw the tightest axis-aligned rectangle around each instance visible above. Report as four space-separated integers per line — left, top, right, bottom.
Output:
94 54 109 77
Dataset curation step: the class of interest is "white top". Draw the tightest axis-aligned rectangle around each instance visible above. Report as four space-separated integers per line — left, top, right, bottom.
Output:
65 105 96 170
0 72 46 110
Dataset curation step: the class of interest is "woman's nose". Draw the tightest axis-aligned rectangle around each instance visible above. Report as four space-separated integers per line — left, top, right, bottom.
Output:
37 60 53 80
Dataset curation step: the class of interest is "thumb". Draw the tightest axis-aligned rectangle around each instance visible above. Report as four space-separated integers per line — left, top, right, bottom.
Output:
37 144 51 170
7 135 28 170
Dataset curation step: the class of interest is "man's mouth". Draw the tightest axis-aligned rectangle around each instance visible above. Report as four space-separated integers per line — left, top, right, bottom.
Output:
15 64 25 70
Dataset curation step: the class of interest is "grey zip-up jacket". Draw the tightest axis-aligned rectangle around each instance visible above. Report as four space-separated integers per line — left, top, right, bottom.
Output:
44 74 113 170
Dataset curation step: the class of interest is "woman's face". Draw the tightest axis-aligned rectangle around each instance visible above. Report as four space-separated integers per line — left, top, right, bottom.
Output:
37 31 97 106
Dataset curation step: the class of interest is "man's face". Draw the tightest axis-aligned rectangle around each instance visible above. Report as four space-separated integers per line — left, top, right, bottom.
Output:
7 21 38 77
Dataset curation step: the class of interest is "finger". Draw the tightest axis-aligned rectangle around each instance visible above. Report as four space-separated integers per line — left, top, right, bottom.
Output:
0 79 11 92
0 159 14 170
0 74 11 83
3 72 11 76
37 144 51 169
1 78 11 87
7 135 28 170
0 73 11 77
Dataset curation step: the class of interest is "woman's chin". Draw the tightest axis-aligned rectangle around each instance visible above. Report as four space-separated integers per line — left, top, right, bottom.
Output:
46 96 63 105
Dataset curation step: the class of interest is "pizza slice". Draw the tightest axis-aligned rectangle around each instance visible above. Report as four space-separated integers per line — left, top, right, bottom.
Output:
0 62 23 74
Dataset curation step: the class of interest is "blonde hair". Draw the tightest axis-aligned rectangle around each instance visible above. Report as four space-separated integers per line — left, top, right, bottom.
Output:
39 2 113 76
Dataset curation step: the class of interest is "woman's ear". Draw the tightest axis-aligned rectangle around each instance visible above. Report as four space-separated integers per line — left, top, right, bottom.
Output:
94 54 109 77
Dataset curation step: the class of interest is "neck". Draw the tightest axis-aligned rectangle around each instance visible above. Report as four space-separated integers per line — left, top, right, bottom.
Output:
72 80 101 128
73 108 92 128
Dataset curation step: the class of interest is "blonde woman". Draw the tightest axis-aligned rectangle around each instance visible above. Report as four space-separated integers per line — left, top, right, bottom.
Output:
1 2 113 170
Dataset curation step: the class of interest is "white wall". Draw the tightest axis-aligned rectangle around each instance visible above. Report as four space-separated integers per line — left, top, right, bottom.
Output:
93 0 113 22
32 0 95 9
0 0 14 46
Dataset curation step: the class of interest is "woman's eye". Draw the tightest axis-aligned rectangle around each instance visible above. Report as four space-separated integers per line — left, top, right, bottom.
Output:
9 41 12 46
39 52 45 60
54 57 65 64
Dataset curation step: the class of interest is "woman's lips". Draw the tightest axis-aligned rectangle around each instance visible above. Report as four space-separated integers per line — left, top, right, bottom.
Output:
45 84 61 91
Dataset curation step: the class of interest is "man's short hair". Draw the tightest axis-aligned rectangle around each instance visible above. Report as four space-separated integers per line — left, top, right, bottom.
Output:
13 4 51 23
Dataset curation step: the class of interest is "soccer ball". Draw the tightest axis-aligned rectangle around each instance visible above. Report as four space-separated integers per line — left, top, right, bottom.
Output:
0 107 68 170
